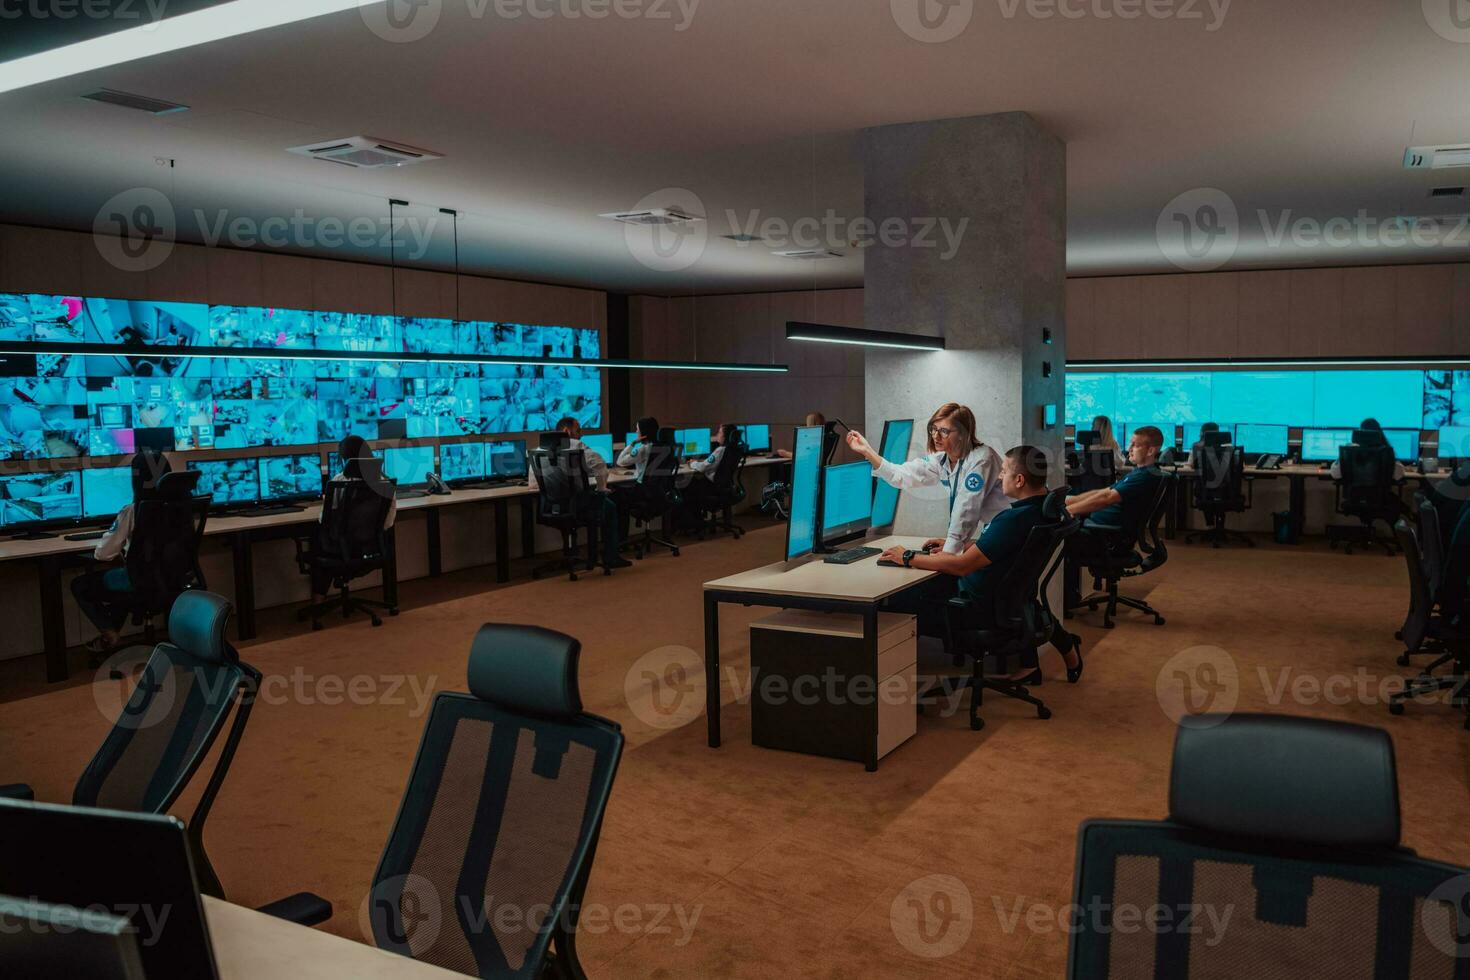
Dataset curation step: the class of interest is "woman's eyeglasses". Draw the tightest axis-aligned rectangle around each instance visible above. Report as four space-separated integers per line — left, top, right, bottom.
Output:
929 425 956 438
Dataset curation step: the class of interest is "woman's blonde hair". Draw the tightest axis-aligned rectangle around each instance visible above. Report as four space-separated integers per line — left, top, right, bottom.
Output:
926 403 980 454
1092 415 1119 450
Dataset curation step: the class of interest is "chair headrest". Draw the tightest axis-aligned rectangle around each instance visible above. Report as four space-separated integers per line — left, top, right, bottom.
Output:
655 427 677 445
467 624 583 718
167 590 234 664
1042 487 1070 521
539 431 570 452
1075 429 1099 447
1169 714 1400 847
147 470 201 500
1202 431 1232 448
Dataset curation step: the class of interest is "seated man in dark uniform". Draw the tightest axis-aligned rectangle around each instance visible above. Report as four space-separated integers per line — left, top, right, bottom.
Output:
1063 424 1167 606
879 445 1083 680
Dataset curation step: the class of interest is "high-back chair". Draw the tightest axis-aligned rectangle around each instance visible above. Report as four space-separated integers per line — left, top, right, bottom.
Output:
1186 444 1252 548
691 437 748 540
1329 443 1402 555
1068 714 1470 977
1071 448 1117 494
1069 472 1174 629
295 472 398 629
122 470 210 639
1387 520 1470 728
626 433 683 559
529 447 599 581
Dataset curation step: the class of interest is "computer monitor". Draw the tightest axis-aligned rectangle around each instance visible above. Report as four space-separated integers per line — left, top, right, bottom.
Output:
1300 428 1354 462
821 461 873 546
488 440 529 479
1383 429 1419 463
784 426 823 563
580 433 614 463
676 428 711 457
625 431 639 446
1438 425 1470 460
1183 423 1234 448
259 454 323 502
327 447 385 475
383 446 436 489
1233 424 1288 456
186 457 260 507
440 442 487 484
82 465 134 519
0 799 220 979
738 424 771 453
870 419 914 530
0 469 83 530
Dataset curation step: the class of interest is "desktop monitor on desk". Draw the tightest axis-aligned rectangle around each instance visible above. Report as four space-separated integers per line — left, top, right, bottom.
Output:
737 424 771 453
81 465 134 520
869 418 914 530
579 433 614 463
327 447 385 477
1438 425 1470 461
489 440 529 479
0 469 83 534
186 457 261 508
440 442 487 484
1300 428 1353 462
1383 429 1420 463
383 446 436 490
784 425 823 563
1183 422 1234 448
820 461 873 548
259 454 323 503
1233 424 1288 457
675 428 711 458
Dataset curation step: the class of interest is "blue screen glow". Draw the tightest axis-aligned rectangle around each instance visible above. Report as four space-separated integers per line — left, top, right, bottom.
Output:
785 426 823 561
260 454 323 501
1439 426 1470 458
579 433 614 464
1115 373 1212 424
676 428 711 457
871 419 914 529
488 441 528 478
822 461 873 542
1301 428 1353 462
81 465 133 518
1313 370 1423 429
440 443 486 483
1384 429 1419 462
0 469 82 527
187 457 261 505
739 424 771 452
1233 424 1288 456
383 446 435 487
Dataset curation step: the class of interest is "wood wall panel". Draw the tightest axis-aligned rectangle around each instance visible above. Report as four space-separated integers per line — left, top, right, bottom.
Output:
1454 265 1470 355
1338 265 1395 356
1091 276 1137 358
1136 274 1191 359
1236 270 1292 357
1065 278 1095 359
206 248 264 307
1287 268 1342 357
149 245 212 304
0 226 83 294
1394 264 1454 355
1185 272 1239 358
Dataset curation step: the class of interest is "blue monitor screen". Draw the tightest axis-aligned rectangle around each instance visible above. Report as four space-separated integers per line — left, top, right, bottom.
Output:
822 461 873 543
1313 370 1423 429
1233 424 1288 456
676 428 711 457
1065 374 1116 429
328 447 385 476
785 426 823 562
580 433 614 463
1183 423 1233 448
871 419 914 529
625 431 638 445
739 424 771 452
0 469 82 527
488 441 528 478
1211 373 1315 425
440 443 486 483
1384 429 1419 462
1115 373 1211 424
1120 423 1175 448
187 457 260 505
260 454 323 501
383 446 435 487
1301 428 1353 462
1439 426 1470 458
82 465 133 518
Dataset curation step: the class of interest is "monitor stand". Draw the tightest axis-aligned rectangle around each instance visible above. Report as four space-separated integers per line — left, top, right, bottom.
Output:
7 528 59 540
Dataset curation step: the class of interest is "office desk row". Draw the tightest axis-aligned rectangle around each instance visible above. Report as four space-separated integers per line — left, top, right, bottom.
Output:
3 456 785 682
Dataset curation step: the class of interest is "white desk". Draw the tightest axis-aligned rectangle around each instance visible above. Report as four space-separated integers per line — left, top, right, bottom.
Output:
205 897 467 979
702 534 934 771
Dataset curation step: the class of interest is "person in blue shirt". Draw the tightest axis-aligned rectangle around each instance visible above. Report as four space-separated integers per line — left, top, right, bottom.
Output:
880 445 1083 683
1063 425 1166 607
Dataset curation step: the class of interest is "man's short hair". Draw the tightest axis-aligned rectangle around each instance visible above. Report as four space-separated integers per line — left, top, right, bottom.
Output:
1005 445 1048 488
1133 425 1164 449
555 416 577 432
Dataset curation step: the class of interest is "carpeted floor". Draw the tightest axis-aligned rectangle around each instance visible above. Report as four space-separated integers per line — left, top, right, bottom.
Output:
3 527 1469 978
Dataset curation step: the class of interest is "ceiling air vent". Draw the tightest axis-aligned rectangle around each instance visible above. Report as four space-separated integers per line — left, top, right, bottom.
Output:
723 233 763 242
287 137 442 169
1430 186 1465 197
598 207 703 226
82 89 189 115
1404 145 1470 170
774 249 845 259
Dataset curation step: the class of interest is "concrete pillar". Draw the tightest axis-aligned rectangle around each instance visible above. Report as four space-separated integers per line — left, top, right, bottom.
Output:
861 111 1066 539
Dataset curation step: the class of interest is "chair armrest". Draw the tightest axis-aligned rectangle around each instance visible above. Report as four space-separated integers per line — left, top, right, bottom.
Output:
0 783 36 801
256 892 333 927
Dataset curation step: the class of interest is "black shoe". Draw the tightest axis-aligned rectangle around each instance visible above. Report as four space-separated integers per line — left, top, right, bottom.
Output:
605 557 634 570
1065 642 1085 684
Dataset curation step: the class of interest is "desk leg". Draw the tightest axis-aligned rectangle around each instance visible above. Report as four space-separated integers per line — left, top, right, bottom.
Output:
521 499 536 558
704 593 721 748
384 527 400 612
231 532 257 642
426 508 442 578
39 555 67 683
1288 476 1306 543
863 605 879 772
494 500 511 584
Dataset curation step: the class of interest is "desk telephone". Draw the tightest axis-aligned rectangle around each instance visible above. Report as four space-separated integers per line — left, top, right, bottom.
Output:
425 473 452 495
1256 454 1284 470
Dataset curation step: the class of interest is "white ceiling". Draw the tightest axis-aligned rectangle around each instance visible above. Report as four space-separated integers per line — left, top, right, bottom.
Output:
2 0 1468 294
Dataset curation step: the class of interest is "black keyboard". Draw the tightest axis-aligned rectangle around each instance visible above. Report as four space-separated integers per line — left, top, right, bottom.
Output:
395 488 429 500
64 529 107 541
823 546 882 565
235 504 306 518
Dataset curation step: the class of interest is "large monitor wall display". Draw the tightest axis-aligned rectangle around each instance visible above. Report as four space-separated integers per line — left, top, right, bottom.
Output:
0 294 603 461
1066 369 1470 433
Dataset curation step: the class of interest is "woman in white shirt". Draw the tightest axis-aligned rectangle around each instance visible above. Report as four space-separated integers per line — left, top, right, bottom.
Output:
1093 415 1128 470
616 416 660 481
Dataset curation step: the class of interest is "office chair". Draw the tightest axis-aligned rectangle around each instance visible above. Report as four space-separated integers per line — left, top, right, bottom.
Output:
1185 444 1253 548
1070 447 1116 494
0 895 145 979
0 591 326 922
112 470 210 646
624 433 682 559
1328 443 1401 555
1396 494 1444 655
529 446 604 581
687 438 748 540
1067 471 1173 628
1387 520 1469 729
1067 713 1470 977
284 624 625 979
924 488 1081 730
295 472 398 630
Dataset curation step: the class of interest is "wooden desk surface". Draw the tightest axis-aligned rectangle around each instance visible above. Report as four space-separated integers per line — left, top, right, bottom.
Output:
206 897 468 979
704 535 935 603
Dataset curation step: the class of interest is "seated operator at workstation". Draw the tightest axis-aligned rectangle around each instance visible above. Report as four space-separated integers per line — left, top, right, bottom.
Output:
1061 424 1166 605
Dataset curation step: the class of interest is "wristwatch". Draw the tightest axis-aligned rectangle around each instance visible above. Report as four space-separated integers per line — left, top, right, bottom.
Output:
901 549 917 567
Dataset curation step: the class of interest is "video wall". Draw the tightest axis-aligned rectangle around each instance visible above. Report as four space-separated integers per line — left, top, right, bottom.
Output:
1066 369 1470 432
0 293 603 461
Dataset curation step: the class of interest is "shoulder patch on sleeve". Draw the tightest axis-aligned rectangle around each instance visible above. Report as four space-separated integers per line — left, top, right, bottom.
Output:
965 472 983 493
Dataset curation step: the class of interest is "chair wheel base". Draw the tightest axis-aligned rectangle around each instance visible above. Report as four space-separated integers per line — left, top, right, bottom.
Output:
370 617 382 627
1037 706 1052 720
1154 616 1166 626
1103 620 1114 629
1396 653 1411 666
969 716 984 731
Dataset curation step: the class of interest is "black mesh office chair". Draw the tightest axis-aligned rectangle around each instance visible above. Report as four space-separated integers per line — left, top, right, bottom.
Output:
624 433 683 560
1071 448 1117 494
925 489 1082 730
529 446 601 581
1396 495 1444 658
1067 713 1470 977
118 470 210 642
1185 444 1252 548
1387 520 1470 729
0 592 322 920
289 624 625 978
688 438 748 540
1328 442 1402 555
295 471 398 629
1068 472 1174 629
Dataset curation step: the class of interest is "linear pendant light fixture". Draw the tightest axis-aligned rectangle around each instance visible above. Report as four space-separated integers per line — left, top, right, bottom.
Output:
786 321 945 352
1070 355 1470 369
0 0 390 95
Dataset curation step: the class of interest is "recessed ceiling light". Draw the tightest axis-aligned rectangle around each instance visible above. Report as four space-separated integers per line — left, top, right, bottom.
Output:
598 207 703 226
0 0 389 96
773 249 845 260
722 234 763 243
